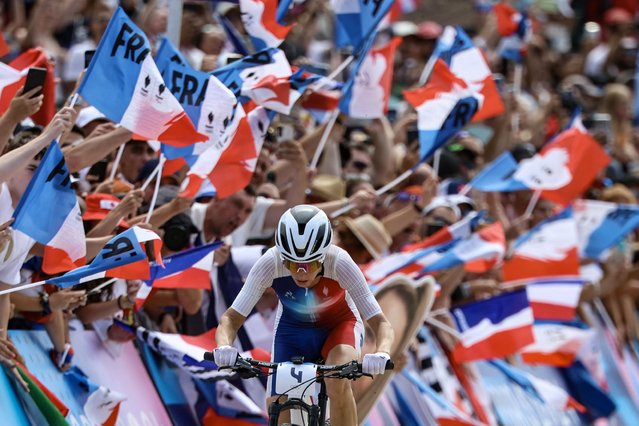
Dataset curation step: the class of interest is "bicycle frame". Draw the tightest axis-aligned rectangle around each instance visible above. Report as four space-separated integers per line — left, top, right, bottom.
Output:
267 370 329 426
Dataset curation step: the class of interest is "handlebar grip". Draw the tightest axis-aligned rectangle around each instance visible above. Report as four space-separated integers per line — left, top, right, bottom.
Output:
385 360 394 370
203 351 215 361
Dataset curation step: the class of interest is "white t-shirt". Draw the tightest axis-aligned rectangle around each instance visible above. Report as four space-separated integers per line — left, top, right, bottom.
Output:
0 184 35 285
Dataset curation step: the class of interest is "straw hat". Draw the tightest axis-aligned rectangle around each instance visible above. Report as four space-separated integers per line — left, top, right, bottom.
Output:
344 214 392 260
310 175 346 202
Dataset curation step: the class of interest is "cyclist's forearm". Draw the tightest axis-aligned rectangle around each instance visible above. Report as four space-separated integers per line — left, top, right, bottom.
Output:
368 313 394 355
215 308 247 347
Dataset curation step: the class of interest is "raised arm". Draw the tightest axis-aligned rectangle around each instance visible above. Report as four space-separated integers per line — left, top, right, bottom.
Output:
63 124 132 173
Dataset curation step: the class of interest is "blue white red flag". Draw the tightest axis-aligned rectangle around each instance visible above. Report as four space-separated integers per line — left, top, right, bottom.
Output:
47 226 163 288
364 240 455 283
489 359 585 412
403 60 482 161
521 322 594 367
136 242 222 306
524 277 585 321
155 36 188 77
421 222 505 273
65 366 126 426
402 211 484 252
465 151 520 192
451 290 534 362
340 37 401 119
212 47 292 100
434 26 504 121
503 208 580 283
78 8 206 147
239 0 293 51
574 199 639 260
12 141 85 275
242 67 320 114
468 129 609 206
493 3 531 63
163 61 246 168
180 103 273 199
331 0 394 54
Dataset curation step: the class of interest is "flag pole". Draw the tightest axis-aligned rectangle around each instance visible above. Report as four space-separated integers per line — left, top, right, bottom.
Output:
418 53 438 87
108 144 126 182
424 315 462 339
433 148 443 177
511 63 523 134
167 0 183 47
310 55 354 92
0 279 48 296
140 158 163 191
309 109 340 170
522 189 540 219
145 155 166 223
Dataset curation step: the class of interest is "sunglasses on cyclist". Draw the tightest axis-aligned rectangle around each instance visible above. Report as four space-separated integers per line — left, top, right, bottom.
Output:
283 259 323 274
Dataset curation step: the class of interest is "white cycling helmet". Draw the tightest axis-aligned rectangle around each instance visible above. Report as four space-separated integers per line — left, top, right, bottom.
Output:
275 205 332 263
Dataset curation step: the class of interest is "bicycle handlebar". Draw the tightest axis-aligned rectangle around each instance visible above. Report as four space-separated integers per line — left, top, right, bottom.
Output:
203 352 394 377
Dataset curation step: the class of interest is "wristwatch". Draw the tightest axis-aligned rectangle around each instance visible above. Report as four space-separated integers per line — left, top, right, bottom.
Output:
40 292 52 315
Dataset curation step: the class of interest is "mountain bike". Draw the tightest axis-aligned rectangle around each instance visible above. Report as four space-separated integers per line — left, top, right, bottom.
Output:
203 352 394 426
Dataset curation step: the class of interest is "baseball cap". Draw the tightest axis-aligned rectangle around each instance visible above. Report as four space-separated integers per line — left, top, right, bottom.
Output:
82 193 129 228
76 106 109 128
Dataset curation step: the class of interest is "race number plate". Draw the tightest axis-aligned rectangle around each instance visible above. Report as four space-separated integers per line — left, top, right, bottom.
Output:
275 362 318 398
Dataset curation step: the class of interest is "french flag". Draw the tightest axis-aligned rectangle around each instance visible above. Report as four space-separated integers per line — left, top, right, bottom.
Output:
239 0 293 51
136 326 269 378
493 3 531 63
434 26 504 121
523 277 585 321
154 36 188 77
65 366 126 426
363 241 454 283
0 48 56 125
332 0 395 53
521 323 594 367
466 129 609 206
136 242 221 306
574 199 639 260
451 290 534 362
47 226 163 288
12 141 86 275
402 211 483 252
212 47 292 100
404 60 482 161
502 208 580 283
421 222 505 274
489 359 585 412
340 37 401 119
241 67 321 115
180 103 273 199
163 61 247 168
465 151 520 192
78 8 206 147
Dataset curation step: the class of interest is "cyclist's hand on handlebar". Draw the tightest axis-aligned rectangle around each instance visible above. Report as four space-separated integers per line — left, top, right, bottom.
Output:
362 352 391 375
214 345 238 367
